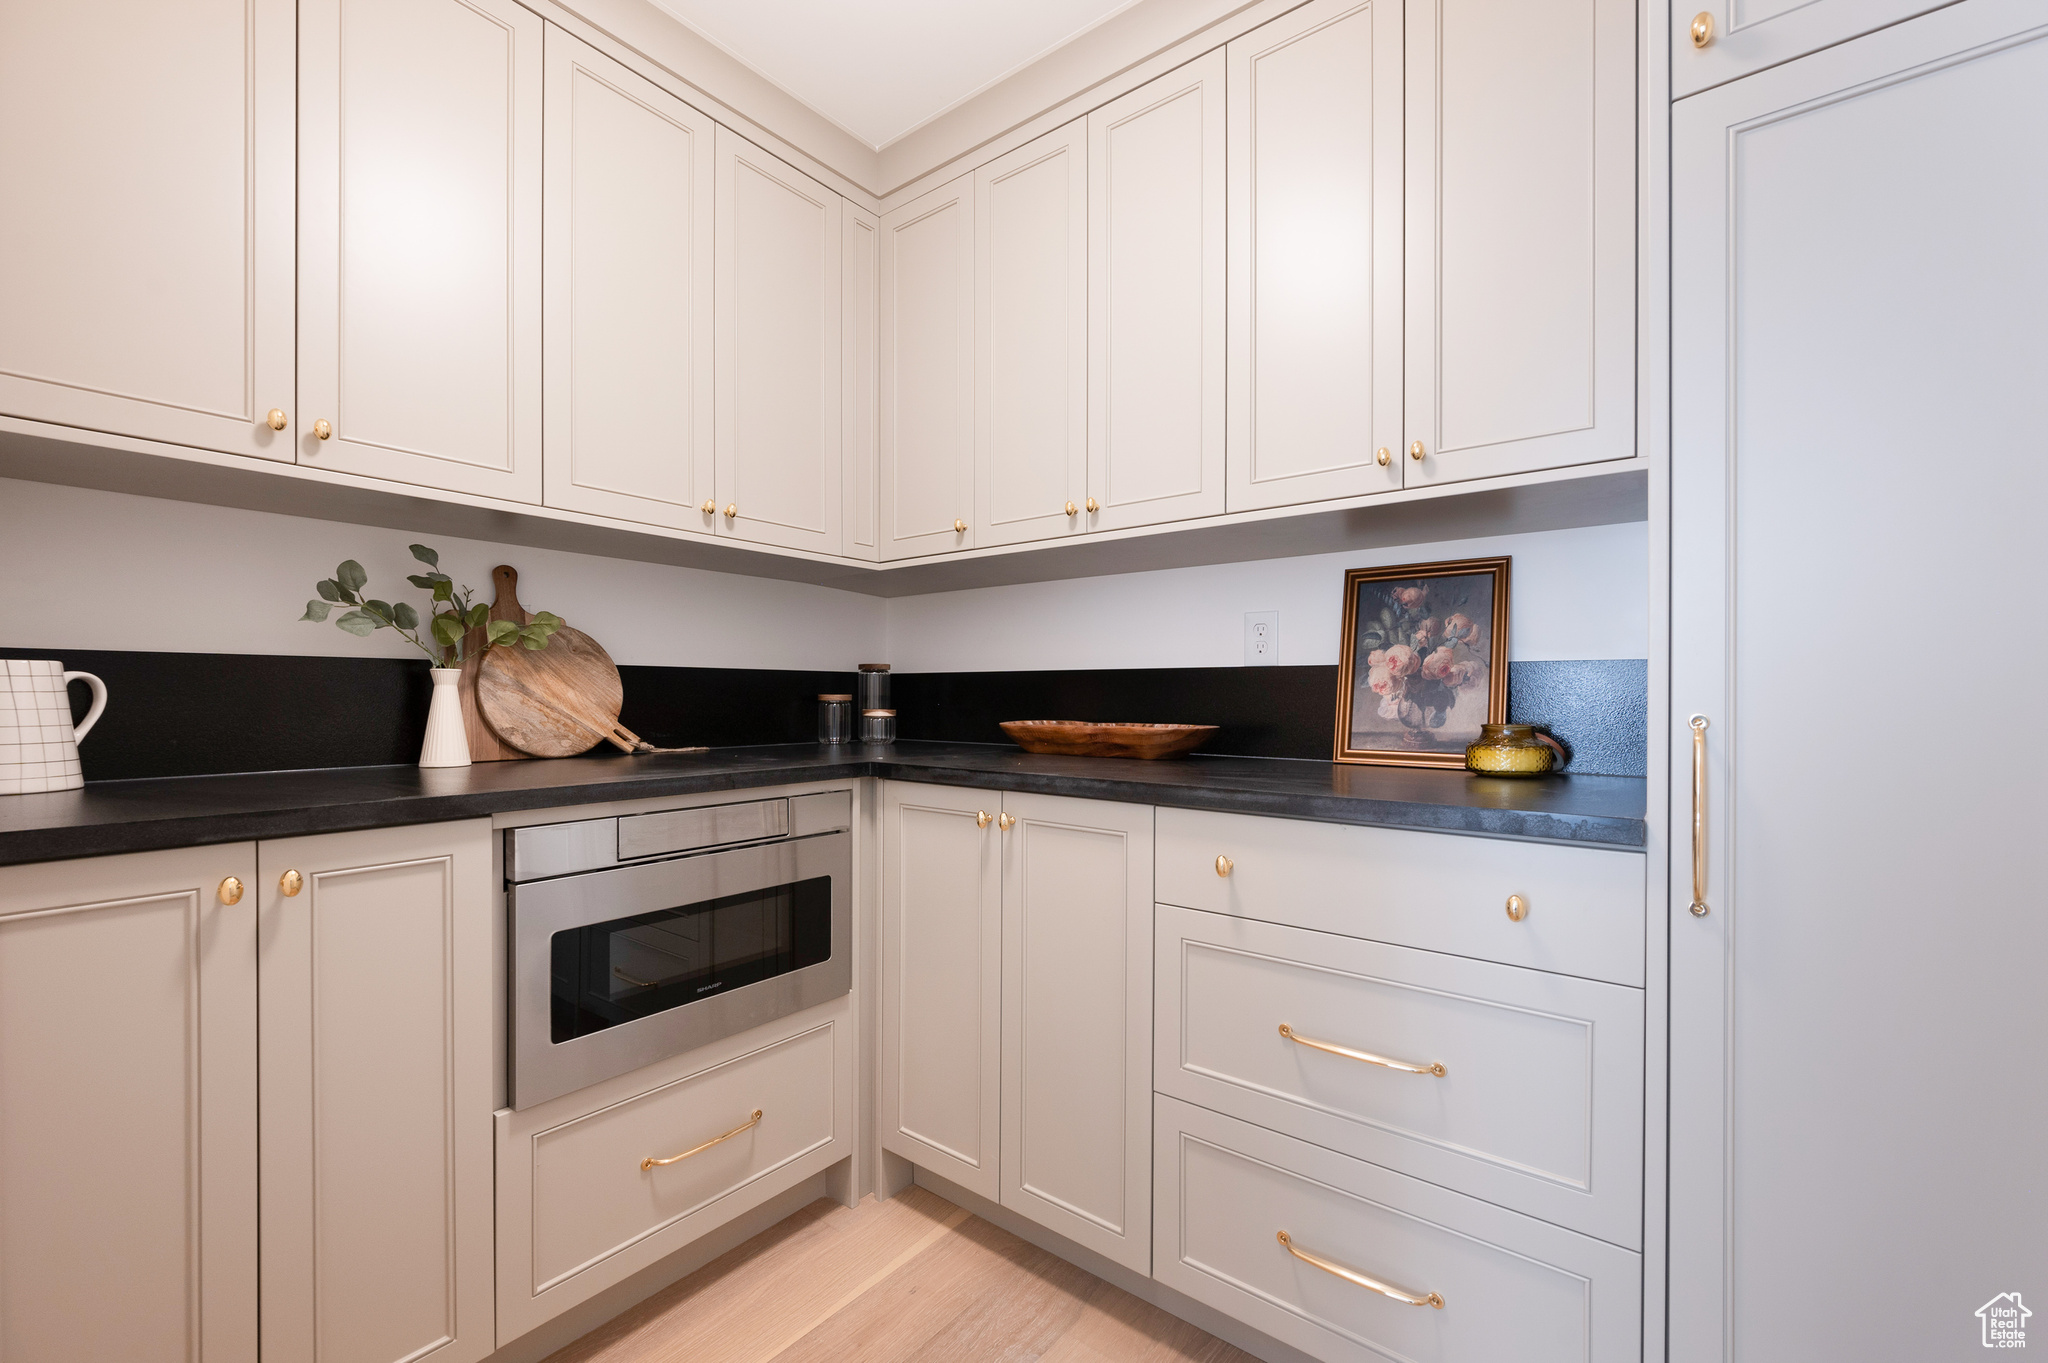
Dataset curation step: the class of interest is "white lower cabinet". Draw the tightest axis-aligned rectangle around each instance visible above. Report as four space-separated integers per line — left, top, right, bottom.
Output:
0 844 260 1363
1155 1096 1641 1363
495 1003 854 1342
258 820 496 1363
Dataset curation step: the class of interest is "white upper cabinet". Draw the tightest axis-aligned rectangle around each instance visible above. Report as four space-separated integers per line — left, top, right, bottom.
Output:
843 204 881 560
0 0 295 461
1403 0 1635 486
714 128 843 555
1672 0 1961 97
298 0 543 501
879 174 977 559
1087 51 1228 532
974 122 1090 548
542 28 715 532
1225 0 1404 512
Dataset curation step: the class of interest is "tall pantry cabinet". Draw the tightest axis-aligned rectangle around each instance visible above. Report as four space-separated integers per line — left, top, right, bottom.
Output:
1668 2 2048 1360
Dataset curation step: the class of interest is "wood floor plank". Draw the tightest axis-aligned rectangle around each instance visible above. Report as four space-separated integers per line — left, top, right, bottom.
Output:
541 1185 1258 1363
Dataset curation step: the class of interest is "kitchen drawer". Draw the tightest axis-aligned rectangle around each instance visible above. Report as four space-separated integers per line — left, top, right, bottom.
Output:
1157 808 1644 986
496 1013 848 1340
1156 905 1641 1246
1154 1096 1640 1363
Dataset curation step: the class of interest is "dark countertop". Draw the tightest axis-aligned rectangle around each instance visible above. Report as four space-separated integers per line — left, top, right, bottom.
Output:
0 742 1647 866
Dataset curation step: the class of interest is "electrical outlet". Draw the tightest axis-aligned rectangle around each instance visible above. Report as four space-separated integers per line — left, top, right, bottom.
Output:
1244 611 1279 666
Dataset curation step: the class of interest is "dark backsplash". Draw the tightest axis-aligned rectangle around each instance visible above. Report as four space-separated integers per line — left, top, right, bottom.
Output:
3 648 1646 782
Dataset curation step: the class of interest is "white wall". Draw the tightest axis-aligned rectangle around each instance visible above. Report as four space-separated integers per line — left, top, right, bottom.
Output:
880 522 1648 671
0 478 885 669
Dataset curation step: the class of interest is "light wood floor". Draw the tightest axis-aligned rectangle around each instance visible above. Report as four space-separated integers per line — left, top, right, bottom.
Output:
542 1185 1259 1363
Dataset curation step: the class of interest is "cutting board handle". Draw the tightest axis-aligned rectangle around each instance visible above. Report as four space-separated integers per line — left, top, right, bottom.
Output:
491 565 528 624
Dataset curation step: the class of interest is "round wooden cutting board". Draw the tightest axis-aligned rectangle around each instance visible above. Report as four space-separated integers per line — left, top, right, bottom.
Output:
476 621 625 758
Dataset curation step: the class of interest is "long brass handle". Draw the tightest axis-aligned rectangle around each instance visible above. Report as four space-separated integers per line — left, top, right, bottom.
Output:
1689 715 1710 916
1280 1023 1445 1077
1277 1231 1443 1309
642 1109 762 1170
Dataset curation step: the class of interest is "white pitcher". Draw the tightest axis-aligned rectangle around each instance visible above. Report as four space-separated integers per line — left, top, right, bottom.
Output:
1 660 108 795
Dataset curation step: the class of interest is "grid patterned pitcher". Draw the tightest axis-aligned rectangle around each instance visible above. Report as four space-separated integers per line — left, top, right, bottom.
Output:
0 660 108 795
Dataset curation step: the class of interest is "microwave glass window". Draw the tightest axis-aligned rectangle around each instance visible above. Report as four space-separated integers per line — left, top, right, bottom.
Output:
550 875 832 1044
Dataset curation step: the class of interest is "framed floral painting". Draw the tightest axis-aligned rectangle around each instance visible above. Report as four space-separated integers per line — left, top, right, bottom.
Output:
1333 557 1510 767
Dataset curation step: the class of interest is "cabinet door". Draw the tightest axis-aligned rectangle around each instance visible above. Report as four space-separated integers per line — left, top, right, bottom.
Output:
879 174 976 559
0 0 294 460
1226 0 1403 512
714 128 843 554
258 821 494 1363
1087 51 1227 533
298 0 542 501
542 28 715 531
843 203 881 560
1673 0 1961 97
999 792 1153 1273
1403 0 1635 486
878 782 1002 1199
1671 7 2048 1360
974 122 1089 547
0 844 258 1363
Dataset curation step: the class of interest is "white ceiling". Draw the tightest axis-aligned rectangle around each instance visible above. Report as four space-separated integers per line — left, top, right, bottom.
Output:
647 0 1143 151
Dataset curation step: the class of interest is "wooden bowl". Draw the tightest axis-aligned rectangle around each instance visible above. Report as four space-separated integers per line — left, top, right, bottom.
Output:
999 720 1219 760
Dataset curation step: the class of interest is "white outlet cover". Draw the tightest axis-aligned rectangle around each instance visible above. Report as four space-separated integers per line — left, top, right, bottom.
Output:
1243 611 1279 666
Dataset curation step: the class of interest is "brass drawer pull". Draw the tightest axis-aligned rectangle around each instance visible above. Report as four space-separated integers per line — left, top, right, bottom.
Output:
642 1109 762 1170
1279 1023 1445 1077
1277 1230 1443 1309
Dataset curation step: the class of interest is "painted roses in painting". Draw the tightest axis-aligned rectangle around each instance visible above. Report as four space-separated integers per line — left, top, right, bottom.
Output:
1338 561 1508 764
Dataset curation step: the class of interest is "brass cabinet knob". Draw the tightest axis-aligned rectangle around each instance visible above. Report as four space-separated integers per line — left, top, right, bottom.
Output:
280 869 304 898
266 408 288 431
1065 501 1078 517
701 500 715 515
1690 10 1713 47
313 418 333 441
219 876 244 905
1505 894 1528 922
976 810 993 829
954 519 967 534
1408 440 1425 462
1216 854 1233 878
998 812 1016 831
1375 447 1391 467
724 503 737 519
1085 497 1099 513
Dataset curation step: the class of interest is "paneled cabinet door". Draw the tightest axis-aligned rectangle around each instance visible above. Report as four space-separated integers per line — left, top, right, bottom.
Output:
1087 50 1227 533
878 783 1003 1199
1402 0 1635 487
1670 8 2048 1361
999 793 1153 1274
0 845 258 1363
715 128 844 554
258 821 494 1363
1672 0 1961 97
0 0 294 461
879 174 976 559
843 203 881 560
974 121 1089 547
1225 0 1403 512
542 28 715 531
298 0 543 502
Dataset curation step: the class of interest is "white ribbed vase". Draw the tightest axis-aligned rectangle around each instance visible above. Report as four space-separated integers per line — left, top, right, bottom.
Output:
419 668 471 768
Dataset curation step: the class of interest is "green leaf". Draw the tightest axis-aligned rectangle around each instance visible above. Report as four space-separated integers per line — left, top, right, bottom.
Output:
334 610 378 637
406 574 437 590
486 619 520 647
518 624 554 649
466 603 489 629
529 610 563 627
392 602 419 630
408 544 440 568
300 600 333 622
315 579 341 602
433 579 454 603
365 600 392 621
337 559 368 593
430 613 465 648
521 634 545 649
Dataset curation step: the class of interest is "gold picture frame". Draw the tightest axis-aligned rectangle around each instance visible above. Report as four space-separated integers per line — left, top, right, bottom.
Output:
1333 557 1510 767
